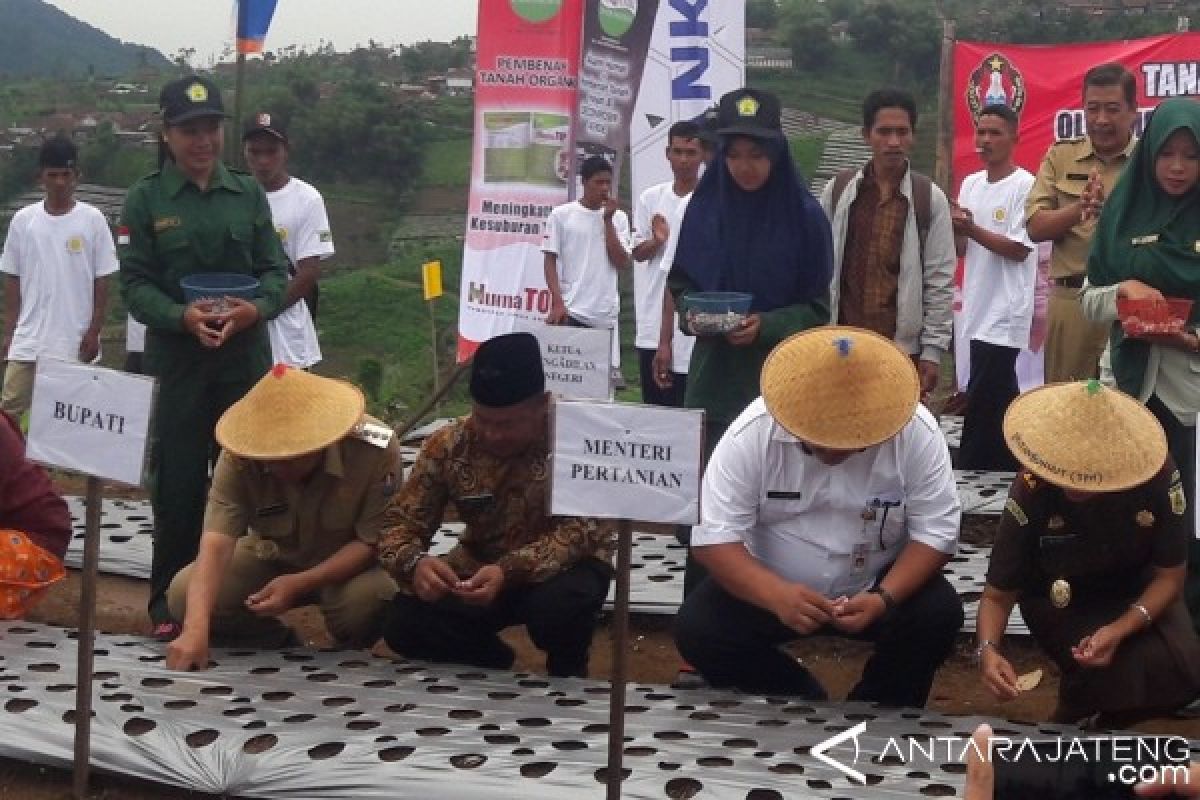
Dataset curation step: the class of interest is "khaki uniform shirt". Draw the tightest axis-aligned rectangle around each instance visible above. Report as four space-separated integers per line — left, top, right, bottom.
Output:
378 417 615 590
1025 135 1137 279
203 415 402 568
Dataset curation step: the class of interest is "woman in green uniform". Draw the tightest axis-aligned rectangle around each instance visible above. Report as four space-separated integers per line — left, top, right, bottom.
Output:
1082 98 1200 632
976 380 1200 727
118 75 287 637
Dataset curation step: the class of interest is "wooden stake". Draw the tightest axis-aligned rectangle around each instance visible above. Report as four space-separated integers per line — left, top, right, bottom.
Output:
72 475 103 799
935 18 957 192
605 519 633 799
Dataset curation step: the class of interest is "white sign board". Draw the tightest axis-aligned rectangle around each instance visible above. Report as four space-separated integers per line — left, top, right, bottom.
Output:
525 324 612 400
549 399 703 525
27 359 156 486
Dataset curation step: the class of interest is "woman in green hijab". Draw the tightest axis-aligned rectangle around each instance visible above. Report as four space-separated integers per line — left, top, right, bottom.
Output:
1083 97 1200 636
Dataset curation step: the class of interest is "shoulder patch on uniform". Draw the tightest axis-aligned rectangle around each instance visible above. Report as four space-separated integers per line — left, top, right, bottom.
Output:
1169 479 1187 516
353 420 394 449
319 230 332 242
1005 497 1029 526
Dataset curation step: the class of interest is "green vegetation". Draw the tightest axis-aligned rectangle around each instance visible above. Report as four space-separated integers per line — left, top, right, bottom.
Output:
0 0 169 78
789 134 828 181
416 138 473 188
317 240 471 422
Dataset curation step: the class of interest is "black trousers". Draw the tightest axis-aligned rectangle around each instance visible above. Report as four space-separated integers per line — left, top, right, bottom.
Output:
674 574 963 706
636 347 686 407
382 560 611 678
958 339 1019 471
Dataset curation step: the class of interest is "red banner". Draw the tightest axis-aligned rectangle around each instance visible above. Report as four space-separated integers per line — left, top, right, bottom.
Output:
951 33 1200 391
457 1 584 361
952 33 1200 185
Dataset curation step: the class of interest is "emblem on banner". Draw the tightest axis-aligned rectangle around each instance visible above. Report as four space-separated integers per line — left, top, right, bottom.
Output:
966 53 1026 120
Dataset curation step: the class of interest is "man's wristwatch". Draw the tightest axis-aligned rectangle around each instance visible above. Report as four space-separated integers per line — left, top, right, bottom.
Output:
401 549 428 577
973 639 998 663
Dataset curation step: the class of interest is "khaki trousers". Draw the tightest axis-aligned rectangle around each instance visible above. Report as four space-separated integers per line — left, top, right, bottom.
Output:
167 536 397 648
1044 285 1110 383
0 361 35 421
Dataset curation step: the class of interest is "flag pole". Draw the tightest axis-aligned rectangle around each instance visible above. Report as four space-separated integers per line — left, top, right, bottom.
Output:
230 52 247 166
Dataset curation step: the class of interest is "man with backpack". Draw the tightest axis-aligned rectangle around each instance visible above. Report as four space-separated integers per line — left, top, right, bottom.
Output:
819 88 955 400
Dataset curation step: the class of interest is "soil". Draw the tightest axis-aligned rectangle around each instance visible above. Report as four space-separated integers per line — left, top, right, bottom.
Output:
3 495 1198 798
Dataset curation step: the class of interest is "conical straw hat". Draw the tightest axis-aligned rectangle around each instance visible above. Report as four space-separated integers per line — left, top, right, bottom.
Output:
216 365 366 459
760 326 919 450
1003 381 1167 492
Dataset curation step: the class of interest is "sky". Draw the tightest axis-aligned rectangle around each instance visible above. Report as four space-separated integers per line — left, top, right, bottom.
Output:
44 1 479 64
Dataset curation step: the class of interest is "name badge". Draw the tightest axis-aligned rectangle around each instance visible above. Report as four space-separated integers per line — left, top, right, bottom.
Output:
256 503 288 517
1131 234 1159 246
851 542 869 574
353 421 394 449
766 490 803 499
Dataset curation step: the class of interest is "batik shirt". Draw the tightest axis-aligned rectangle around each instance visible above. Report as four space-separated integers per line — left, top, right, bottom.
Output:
379 418 615 589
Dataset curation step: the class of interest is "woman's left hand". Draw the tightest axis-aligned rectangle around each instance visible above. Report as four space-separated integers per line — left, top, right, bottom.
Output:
1071 624 1122 668
725 313 761 347
213 297 260 346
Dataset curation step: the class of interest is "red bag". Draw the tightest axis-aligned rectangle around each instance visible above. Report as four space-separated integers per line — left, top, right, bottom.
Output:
0 529 65 619
1116 296 1193 336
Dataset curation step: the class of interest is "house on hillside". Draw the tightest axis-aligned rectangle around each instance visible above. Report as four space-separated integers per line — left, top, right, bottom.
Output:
429 67 473 97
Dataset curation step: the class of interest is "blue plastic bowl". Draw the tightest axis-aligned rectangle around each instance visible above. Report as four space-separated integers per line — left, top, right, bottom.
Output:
180 272 260 303
680 291 753 334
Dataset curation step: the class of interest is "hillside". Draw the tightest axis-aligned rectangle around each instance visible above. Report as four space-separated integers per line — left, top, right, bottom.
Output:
0 0 169 77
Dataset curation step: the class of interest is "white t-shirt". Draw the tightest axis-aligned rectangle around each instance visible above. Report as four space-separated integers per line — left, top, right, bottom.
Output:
632 181 695 373
0 201 117 362
265 177 334 369
541 201 630 328
957 168 1037 350
693 398 960 599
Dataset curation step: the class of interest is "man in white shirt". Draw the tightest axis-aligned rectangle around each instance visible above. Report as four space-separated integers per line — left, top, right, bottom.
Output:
243 112 334 369
1 136 117 420
542 155 632 380
674 326 963 706
952 104 1036 471
631 120 701 406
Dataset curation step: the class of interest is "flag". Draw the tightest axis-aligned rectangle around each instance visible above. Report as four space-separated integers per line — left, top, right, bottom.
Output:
422 261 443 301
237 0 279 54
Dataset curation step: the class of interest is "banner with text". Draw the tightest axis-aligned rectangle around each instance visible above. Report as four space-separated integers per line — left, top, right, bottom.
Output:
568 0 660 197
951 32 1200 391
457 0 585 361
550 399 703 524
630 1 744 199
27 359 155 486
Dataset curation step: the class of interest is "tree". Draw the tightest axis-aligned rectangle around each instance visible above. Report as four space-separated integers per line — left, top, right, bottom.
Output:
780 0 835 70
847 0 938 81
747 0 779 29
